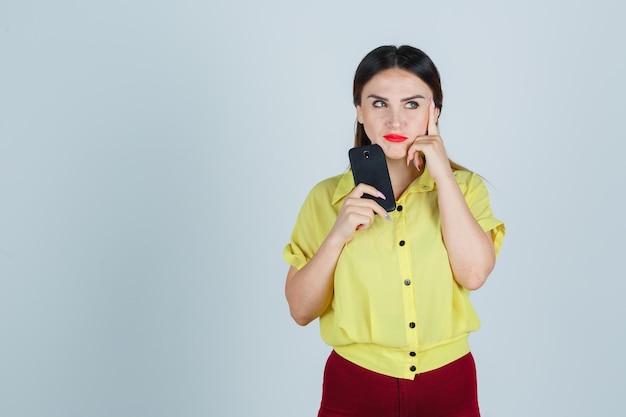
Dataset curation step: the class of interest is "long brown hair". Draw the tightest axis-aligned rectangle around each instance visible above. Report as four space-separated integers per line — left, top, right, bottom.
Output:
353 45 469 172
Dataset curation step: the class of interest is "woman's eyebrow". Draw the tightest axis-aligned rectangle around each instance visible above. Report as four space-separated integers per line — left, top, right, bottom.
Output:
401 94 426 102
367 94 388 101
366 94 426 101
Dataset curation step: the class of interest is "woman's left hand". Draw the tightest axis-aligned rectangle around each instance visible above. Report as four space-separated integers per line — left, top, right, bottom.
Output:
406 99 453 183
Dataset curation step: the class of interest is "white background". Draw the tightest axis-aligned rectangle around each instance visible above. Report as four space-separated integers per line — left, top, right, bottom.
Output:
1 1 624 416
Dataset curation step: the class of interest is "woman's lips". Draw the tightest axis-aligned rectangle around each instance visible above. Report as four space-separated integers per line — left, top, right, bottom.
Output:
383 134 409 142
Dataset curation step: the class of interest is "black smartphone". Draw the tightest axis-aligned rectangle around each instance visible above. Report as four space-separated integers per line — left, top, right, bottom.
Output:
348 144 396 212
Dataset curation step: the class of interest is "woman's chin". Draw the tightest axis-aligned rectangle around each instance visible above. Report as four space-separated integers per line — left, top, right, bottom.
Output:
383 149 409 162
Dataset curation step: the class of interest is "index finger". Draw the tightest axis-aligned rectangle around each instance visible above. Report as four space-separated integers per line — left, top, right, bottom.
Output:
351 183 387 201
427 98 440 136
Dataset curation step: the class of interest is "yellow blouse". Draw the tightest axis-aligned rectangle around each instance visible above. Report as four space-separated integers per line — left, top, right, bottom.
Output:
283 167 505 379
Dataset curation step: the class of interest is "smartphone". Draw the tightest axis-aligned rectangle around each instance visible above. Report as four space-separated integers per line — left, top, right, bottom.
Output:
348 144 396 212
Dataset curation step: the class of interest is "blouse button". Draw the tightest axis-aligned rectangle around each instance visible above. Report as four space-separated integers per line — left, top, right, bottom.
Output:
409 322 416 328
399 240 405 247
404 279 411 286
410 366 417 372
409 352 416 357
397 205 403 211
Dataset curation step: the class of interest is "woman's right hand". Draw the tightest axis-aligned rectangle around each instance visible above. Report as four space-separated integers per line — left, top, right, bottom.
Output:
328 183 391 244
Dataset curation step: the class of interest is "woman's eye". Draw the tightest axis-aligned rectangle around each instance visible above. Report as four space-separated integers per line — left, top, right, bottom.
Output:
373 100 386 108
405 101 419 109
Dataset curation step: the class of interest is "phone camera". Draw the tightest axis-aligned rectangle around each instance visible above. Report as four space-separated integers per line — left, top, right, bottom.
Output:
364 150 369 159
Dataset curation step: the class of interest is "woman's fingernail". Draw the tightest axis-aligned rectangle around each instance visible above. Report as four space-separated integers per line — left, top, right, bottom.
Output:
414 158 420 172
377 191 386 200
385 213 392 221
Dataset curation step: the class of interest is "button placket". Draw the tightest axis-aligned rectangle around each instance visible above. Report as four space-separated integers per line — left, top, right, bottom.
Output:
396 199 419 377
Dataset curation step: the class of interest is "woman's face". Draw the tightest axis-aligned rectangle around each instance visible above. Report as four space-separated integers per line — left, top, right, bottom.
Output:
356 68 437 161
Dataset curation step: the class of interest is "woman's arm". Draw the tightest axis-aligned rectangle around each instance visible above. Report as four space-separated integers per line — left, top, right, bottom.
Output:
285 184 390 325
284 235 344 326
407 100 495 290
435 174 495 290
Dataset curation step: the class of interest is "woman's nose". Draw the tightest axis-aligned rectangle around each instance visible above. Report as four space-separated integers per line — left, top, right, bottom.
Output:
388 108 402 128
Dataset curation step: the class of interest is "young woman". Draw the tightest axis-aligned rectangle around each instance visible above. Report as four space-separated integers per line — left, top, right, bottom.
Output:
283 45 505 417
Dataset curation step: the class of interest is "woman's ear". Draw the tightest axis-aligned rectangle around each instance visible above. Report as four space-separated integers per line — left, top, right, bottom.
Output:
356 105 364 124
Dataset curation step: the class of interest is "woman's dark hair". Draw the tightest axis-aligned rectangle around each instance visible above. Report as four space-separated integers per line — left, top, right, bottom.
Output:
353 45 468 172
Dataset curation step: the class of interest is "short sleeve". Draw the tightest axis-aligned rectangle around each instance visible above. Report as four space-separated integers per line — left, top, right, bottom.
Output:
282 176 341 270
459 172 506 257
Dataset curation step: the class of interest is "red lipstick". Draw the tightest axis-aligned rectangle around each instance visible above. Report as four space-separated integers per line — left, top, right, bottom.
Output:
383 134 408 142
